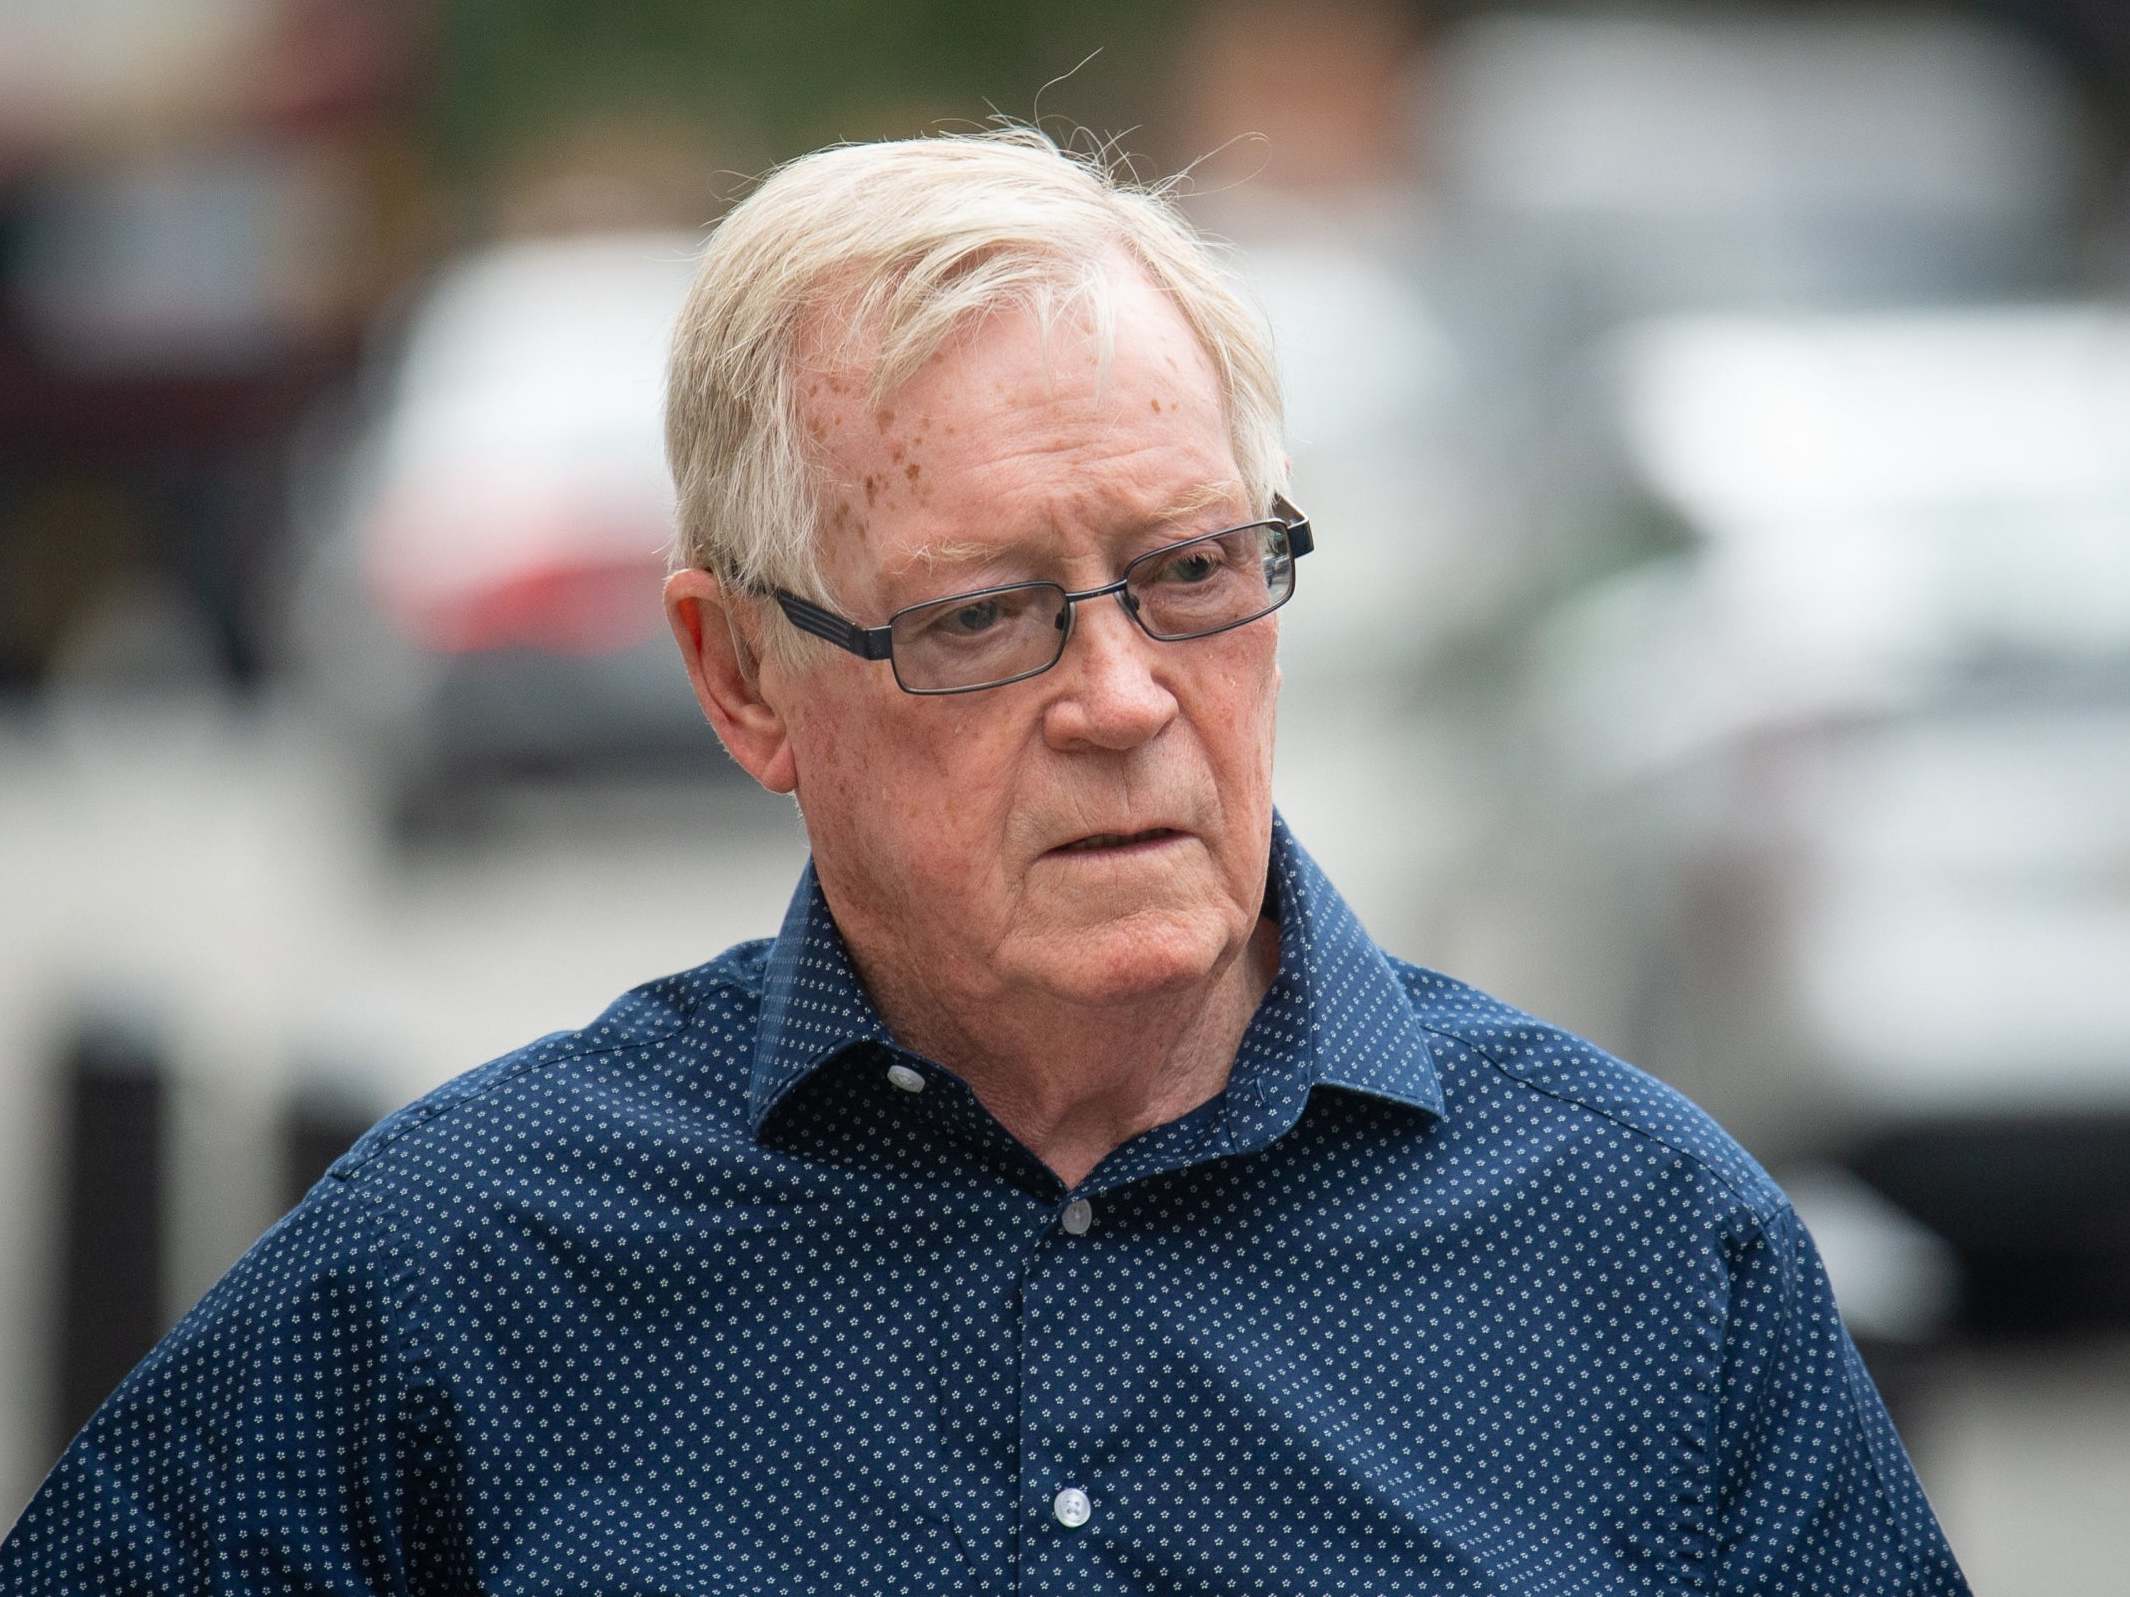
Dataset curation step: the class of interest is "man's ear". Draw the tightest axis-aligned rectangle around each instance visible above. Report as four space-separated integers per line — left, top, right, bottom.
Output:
663 569 798 794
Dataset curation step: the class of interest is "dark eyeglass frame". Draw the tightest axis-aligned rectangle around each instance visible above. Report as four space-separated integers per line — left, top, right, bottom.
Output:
769 494 1313 695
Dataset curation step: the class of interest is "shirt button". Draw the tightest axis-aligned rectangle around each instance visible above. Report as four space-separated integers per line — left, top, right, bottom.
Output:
886 1063 925 1094
1052 1487 1091 1528
1060 1198 1093 1236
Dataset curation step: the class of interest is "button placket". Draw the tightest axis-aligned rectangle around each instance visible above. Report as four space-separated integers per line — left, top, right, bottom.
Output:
1018 1198 1110 1581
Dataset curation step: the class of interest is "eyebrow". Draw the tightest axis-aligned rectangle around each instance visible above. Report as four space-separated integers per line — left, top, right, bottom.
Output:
885 478 1253 585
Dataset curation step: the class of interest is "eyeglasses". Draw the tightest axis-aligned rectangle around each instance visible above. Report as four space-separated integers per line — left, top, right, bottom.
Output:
770 495 1313 695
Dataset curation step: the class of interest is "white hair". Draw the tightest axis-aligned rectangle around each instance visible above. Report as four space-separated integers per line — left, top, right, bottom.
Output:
663 125 1286 663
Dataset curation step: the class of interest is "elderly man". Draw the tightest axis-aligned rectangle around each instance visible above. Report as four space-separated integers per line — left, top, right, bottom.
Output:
2 131 1968 1595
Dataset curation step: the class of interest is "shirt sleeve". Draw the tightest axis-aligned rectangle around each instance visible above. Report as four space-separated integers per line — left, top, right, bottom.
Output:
1705 1199 1971 1595
0 1179 430 1596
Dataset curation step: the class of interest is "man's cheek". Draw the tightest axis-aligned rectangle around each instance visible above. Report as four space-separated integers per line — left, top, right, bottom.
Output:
927 745 1021 830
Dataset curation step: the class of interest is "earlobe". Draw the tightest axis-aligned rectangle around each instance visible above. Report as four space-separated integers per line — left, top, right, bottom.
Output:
662 569 799 794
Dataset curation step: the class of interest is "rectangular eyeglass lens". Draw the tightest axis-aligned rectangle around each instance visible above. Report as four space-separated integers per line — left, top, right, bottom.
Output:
890 583 1065 690
1131 524 1291 639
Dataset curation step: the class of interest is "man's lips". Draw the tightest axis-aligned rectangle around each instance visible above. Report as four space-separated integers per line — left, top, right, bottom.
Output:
1046 827 1190 856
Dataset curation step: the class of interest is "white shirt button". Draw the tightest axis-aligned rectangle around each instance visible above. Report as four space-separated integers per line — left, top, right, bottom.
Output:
1052 1486 1091 1528
885 1063 925 1094
1060 1199 1093 1236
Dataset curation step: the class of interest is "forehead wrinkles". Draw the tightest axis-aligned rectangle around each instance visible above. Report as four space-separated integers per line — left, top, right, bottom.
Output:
796 237 1229 429
793 242 1230 461
885 475 1251 583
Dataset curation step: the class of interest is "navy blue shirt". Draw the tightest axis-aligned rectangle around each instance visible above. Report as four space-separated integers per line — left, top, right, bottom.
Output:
2 815 1969 1594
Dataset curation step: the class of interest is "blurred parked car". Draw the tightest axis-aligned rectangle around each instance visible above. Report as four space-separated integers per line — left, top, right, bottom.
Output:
1488 305 2130 1336
283 230 738 835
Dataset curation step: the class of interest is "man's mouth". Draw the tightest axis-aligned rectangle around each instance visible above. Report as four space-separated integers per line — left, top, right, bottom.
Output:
1053 828 1187 855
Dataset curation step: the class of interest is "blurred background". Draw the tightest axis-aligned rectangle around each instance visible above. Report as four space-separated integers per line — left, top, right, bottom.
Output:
2 0 2126 1583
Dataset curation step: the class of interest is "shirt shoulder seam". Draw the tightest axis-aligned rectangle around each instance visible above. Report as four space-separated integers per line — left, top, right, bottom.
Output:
334 1178 437 1366
1417 1018 1785 1231
316 1178 441 1575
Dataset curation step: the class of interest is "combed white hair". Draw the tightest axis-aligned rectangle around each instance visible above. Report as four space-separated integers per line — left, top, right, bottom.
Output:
664 125 1286 661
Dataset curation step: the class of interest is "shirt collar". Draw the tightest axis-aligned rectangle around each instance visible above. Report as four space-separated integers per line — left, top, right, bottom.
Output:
750 858 894 1134
748 808 1444 1138
1250 811 1446 1119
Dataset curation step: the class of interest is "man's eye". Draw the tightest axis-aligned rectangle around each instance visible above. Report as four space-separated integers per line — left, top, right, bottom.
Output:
942 600 1004 635
920 593 1044 642
1153 549 1223 585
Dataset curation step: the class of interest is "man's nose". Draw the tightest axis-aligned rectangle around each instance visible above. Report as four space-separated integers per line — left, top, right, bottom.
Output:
1040 593 1178 751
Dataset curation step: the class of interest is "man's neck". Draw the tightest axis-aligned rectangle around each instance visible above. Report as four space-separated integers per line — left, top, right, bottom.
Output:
853 913 1282 1190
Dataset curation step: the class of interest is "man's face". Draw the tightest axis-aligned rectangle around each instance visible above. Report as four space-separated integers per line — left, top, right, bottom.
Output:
767 262 1281 1013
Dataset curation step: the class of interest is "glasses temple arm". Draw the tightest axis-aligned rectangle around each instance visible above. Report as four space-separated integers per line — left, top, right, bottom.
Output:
1271 494 1314 558
773 592 894 660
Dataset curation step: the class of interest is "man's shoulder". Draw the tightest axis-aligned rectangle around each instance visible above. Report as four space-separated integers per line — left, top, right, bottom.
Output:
1386 955 1788 1229
319 937 777 1214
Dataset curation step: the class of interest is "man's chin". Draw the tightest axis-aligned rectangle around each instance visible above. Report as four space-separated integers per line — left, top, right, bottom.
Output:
1008 911 1237 1009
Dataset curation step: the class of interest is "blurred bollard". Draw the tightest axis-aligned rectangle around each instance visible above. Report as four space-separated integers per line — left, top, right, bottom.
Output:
1848 1114 2130 1338
52 1008 168 1457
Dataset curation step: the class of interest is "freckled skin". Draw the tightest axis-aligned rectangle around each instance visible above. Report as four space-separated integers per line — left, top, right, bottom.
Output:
665 262 1282 1184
